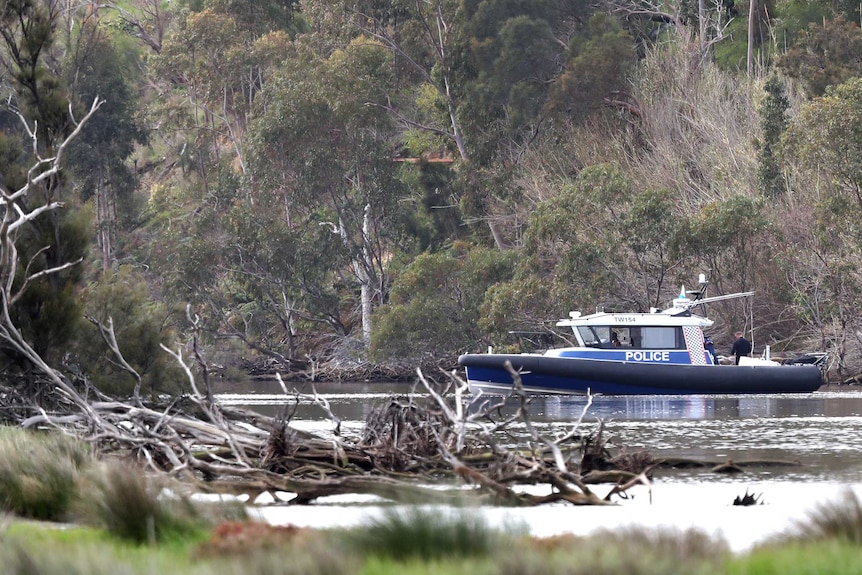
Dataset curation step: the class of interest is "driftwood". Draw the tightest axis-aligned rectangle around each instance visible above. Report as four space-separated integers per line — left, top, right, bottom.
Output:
4 302 801 509
8 348 654 506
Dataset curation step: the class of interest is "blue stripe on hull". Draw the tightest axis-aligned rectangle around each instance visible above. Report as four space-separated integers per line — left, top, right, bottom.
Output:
465 366 696 395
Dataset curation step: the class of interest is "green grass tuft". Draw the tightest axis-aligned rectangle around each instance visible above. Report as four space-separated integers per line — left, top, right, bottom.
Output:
77 460 243 545
771 488 862 546
0 426 92 521
346 505 517 561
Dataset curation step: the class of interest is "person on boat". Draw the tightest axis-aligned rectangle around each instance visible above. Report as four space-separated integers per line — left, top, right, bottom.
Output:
731 331 752 365
612 332 622 347
704 337 718 365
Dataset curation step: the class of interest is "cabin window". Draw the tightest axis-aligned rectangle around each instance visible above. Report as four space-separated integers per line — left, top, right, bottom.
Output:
640 327 680 349
577 326 609 347
577 326 681 349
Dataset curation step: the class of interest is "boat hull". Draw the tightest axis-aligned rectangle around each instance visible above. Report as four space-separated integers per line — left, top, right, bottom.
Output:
458 354 823 395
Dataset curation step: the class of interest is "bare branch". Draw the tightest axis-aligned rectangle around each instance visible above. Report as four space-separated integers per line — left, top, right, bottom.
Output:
92 1 166 53
86 315 144 405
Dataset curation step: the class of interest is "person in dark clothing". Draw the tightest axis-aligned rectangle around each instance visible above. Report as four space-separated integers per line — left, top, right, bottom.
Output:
704 337 718 365
731 331 752 365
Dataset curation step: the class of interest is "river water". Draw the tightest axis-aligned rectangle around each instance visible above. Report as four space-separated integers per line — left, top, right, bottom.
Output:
214 381 862 552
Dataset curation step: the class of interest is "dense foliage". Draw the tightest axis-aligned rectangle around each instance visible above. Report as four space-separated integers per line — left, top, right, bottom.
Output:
2 0 862 389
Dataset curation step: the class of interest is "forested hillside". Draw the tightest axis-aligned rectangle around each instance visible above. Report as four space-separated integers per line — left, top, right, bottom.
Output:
2 0 862 393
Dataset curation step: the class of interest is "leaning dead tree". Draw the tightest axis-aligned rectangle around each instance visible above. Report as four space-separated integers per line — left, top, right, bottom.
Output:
0 97 104 421
23 358 652 506
23 307 655 506
0 99 650 507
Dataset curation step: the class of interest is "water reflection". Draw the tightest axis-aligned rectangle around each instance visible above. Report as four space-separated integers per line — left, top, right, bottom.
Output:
534 394 832 421
215 382 862 483
213 381 862 550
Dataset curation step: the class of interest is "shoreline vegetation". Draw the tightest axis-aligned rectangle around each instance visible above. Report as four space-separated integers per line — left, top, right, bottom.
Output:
4 454 862 575
5 3 862 570
4 377 862 575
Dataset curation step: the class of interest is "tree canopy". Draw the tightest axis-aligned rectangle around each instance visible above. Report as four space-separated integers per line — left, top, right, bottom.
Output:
2 0 862 392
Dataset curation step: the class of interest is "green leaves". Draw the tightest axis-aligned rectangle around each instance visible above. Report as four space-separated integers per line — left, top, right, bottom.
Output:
757 75 790 198
546 12 636 123
371 246 516 360
783 77 862 200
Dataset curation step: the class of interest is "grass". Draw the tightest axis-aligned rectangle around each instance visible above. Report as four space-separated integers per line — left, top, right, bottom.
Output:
0 426 92 521
6 508 862 575
76 460 247 544
345 505 520 561
0 499 854 574
7 425 862 574
727 541 862 575
0 426 245 546
776 488 862 544
0 522 200 575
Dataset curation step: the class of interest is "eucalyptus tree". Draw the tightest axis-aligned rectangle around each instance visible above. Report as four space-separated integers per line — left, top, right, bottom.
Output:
96 0 172 54
674 195 776 341
544 12 636 123
248 37 405 349
782 78 862 238
776 16 862 98
371 246 518 361
0 95 102 407
478 163 688 344
148 0 300 191
305 0 586 249
779 77 862 375
603 0 735 64
64 16 147 271
0 0 98 375
166 36 408 364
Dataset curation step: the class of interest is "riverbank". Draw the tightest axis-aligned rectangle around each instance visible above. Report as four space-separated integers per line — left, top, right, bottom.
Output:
6 389 862 574
7 489 862 575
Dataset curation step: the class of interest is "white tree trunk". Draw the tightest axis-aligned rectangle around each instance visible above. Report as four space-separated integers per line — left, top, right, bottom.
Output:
747 0 756 75
360 203 373 344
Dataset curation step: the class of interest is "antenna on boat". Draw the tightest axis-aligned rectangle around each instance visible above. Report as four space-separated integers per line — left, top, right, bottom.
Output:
687 274 709 302
669 290 756 313
666 274 754 314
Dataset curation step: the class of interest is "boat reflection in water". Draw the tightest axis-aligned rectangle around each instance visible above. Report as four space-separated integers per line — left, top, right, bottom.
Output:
534 394 828 421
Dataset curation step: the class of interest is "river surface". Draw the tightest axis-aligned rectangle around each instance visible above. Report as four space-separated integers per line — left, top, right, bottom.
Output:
213 380 862 552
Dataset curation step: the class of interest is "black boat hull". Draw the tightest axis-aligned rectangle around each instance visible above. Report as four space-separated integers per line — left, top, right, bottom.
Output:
458 354 823 395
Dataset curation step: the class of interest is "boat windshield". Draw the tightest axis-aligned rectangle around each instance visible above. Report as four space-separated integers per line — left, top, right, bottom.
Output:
578 326 682 349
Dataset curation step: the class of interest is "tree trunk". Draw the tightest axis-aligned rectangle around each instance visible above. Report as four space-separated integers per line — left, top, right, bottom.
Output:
747 0 757 75
360 203 373 344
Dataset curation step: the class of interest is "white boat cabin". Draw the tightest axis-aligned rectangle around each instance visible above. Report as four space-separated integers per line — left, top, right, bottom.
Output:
551 289 717 366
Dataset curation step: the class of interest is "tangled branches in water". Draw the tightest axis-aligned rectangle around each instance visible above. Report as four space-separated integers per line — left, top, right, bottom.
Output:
12 356 652 506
